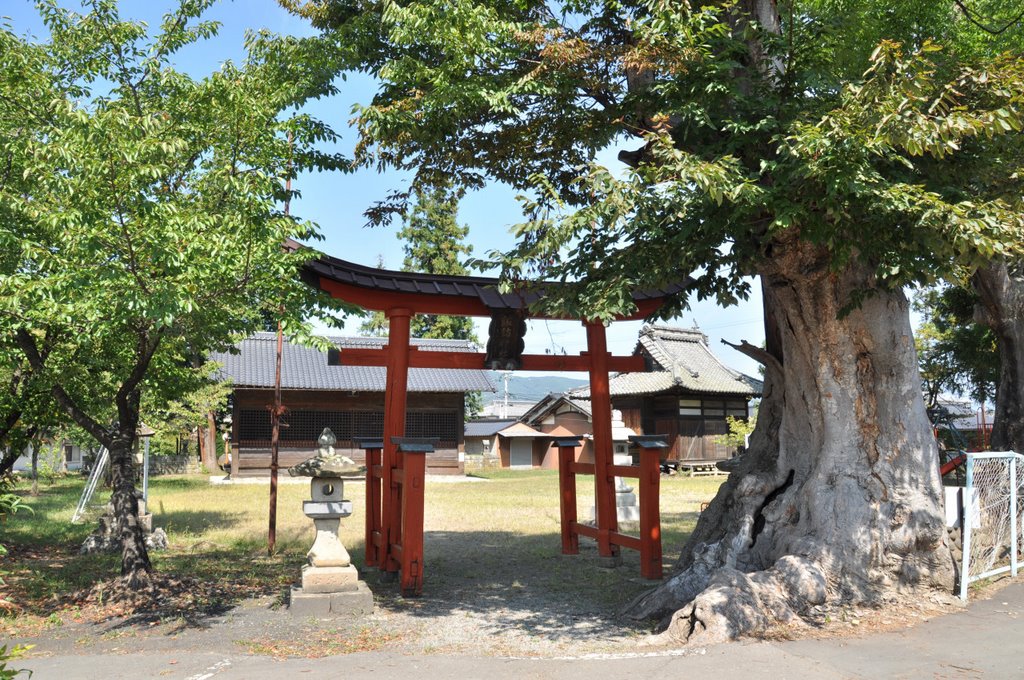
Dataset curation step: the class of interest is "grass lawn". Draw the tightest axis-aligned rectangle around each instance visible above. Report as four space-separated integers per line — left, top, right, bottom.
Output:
0 470 723 635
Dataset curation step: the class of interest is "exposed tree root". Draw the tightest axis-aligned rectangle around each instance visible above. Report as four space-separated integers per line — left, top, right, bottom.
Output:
656 556 827 645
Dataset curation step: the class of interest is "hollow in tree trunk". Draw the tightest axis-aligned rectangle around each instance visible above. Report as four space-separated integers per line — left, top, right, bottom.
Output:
973 261 1024 454
626 237 954 643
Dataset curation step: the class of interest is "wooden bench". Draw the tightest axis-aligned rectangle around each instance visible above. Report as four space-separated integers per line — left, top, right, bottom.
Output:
675 460 727 477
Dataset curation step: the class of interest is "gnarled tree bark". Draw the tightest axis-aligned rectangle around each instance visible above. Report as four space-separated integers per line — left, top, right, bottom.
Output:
626 236 954 643
973 260 1024 454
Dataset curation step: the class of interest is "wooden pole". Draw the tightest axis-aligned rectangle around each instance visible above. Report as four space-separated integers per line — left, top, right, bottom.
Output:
268 320 284 555
364 443 383 567
268 131 293 556
399 448 427 596
557 441 580 554
638 443 663 579
382 307 412 574
585 321 618 557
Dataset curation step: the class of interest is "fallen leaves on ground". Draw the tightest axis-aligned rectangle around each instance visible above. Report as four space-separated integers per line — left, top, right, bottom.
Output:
56 572 269 625
238 625 405 659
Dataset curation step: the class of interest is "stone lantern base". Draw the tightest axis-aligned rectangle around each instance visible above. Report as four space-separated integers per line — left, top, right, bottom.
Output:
288 580 374 618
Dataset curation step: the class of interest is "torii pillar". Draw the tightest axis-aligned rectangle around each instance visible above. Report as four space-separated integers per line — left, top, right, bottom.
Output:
586 321 619 558
382 307 412 576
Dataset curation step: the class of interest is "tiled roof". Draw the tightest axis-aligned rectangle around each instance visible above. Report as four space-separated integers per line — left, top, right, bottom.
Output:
212 333 495 393
571 324 762 398
465 419 517 437
519 393 592 426
497 422 545 438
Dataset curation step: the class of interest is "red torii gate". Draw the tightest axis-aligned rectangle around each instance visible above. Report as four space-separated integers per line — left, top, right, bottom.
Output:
301 252 684 595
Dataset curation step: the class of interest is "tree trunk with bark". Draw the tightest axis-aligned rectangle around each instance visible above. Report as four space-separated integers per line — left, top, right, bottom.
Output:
0 410 23 478
14 328 157 586
108 421 153 587
626 237 954 643
30 443 38 496
973 261 1024 454
200 412 219 471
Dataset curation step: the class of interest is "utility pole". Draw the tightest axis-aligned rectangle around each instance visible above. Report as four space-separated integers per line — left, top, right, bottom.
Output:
268 321 283 555
268 131 292 556
501 371 511 419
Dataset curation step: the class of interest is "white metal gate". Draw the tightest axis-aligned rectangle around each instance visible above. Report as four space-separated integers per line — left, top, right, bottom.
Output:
959 451 1024 600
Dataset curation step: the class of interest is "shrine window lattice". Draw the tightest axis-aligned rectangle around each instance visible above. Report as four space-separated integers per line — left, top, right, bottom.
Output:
237 408 460 449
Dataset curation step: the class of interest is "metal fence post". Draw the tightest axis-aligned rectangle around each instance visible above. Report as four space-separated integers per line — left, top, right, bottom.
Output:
960 454 974 601
1011 455 1018 578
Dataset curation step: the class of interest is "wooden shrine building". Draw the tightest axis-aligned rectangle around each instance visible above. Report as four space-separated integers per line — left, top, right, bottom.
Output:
571 325 762 469
300 250 686 595
212 333 494 476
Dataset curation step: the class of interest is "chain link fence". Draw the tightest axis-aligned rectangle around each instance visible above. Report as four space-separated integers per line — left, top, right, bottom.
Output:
958 451 1024 600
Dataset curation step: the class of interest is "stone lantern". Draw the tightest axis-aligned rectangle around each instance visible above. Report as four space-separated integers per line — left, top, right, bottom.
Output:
590 410 641 524
287 428 373 617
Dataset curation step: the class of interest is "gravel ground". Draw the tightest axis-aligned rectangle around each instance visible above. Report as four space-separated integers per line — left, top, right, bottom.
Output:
5 473 987 662
15 551 990 664
15 544 668 662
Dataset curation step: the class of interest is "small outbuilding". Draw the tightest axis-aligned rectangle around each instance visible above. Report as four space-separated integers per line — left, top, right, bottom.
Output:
571 324 762 468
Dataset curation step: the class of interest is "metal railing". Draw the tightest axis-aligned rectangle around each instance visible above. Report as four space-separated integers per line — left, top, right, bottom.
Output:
72 447 108 524
959 451 1023 600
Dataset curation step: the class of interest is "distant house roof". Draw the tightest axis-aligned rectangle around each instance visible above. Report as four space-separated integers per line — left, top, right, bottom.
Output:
465 419 517 438
933 399 993 433
519 393 592 426
478 400 536 419
212 333 495 394
572 324 762 398
497 422 545 438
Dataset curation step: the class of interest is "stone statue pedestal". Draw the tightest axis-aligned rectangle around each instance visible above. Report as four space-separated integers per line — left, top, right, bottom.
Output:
287 428 373 618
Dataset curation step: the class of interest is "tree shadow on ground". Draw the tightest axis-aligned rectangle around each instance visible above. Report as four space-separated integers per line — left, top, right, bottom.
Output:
151 507 245 537
366 529 665 644
2 507 282 632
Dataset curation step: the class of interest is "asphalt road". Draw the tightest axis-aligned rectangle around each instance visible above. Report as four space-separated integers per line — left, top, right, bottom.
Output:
18 581 1024 679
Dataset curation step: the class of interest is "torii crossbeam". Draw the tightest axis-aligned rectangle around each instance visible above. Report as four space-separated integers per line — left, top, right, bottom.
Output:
301 250 686 595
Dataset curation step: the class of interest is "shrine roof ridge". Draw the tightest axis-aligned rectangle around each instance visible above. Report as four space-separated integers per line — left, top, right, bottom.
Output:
300 247 691 318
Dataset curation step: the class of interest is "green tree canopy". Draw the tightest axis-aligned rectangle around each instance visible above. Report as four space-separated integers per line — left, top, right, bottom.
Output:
914 285 999 407
285 0 1024 642
287 1 1022 317
361 186 478 341
0 0 347 583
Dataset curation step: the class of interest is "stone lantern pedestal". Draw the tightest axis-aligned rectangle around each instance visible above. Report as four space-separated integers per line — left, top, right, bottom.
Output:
287 428 373 617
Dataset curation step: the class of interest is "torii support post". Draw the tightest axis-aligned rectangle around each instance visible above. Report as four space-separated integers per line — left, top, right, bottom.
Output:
555 437 584 555
357 439 385 568
382 307 412 575
631 435 667 580
392 438 429 597
585 321 618 557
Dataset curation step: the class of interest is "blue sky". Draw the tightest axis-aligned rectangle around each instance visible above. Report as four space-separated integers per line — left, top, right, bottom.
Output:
3 0 767 377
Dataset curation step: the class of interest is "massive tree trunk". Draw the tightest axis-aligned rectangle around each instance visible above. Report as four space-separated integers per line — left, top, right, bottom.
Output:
973 261 1024 454
627 237 954 643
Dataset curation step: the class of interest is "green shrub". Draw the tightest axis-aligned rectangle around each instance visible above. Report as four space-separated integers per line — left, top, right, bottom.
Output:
0 643 34 679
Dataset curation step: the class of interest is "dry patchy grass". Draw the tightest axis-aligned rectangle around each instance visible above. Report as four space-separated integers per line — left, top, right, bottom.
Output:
1 470 724 649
